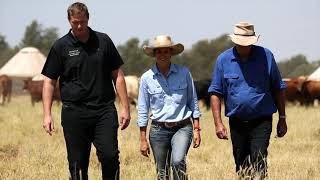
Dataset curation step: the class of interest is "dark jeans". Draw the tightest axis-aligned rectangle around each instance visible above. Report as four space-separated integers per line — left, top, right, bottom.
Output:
149 122 193 180
61 103 119 180
229 116 272 178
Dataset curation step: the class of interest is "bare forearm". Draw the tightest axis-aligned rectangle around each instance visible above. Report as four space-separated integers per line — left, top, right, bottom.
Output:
42 78 56 117
114 70 129 110
140 127 147 141
274 90 286 117
211 95 223 125
193 118 200 128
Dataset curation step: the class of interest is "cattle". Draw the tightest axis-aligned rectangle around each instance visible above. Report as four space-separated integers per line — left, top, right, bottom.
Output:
124 75 139 106
283 76 306 105
194 79 211 109
301 80 320 106
0 75 12 105
23 79 61 106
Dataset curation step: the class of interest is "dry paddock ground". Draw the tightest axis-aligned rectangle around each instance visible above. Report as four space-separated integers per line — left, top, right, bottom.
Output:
0 95 319 180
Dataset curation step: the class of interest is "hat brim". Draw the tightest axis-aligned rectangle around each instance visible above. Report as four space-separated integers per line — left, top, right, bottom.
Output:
143 43 184 57
229 34 259 46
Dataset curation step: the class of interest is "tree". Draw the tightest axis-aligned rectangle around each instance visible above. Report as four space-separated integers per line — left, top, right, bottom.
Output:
0 35 9 51
40 27 59 55
19 20 58 56
176 34 233 80
277 54 314 78
117 38 153 76
0 34 16 68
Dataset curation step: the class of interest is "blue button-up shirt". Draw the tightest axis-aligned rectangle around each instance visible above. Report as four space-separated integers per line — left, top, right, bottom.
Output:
137 64 201 127
208 45 286 119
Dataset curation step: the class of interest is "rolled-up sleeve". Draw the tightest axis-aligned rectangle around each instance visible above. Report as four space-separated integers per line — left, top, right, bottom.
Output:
186 71 201 119
137 77 150 127
269 52 287 94
208 57 224 96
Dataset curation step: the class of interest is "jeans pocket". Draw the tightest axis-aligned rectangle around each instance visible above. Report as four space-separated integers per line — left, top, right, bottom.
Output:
150 124 161 137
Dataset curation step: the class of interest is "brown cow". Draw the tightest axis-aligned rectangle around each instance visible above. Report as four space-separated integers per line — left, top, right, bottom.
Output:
301 80 320 106
0 75 12 105
283 76 306 105
23 79 61 106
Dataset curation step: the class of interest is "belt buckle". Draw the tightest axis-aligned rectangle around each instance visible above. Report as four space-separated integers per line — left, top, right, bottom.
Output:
164 122 177 128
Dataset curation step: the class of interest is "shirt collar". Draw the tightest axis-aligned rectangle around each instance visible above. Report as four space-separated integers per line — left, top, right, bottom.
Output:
152 63 178 75
231 45 256 61
68 27 94 45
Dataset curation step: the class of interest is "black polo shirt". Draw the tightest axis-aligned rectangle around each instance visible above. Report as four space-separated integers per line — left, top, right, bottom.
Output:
42 27 123 107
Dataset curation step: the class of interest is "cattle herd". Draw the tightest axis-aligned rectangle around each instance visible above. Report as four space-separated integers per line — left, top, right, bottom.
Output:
0 74 320 107
283 76 320 106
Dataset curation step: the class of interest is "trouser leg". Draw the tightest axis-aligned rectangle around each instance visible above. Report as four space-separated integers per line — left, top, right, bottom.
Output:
171 124 193 180
249 118 272 178
229 120 250 173
62 105 92 180
149 124 172 180
93 104 120 180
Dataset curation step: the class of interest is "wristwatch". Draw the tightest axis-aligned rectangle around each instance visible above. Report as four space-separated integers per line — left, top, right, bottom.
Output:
279 115 286 119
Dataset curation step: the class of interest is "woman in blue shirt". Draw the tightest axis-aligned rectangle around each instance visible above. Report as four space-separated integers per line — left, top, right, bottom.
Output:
137 35 201 180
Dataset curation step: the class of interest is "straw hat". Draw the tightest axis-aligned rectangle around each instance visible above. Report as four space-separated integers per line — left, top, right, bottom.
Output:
143 35 184 57
229 22 260 46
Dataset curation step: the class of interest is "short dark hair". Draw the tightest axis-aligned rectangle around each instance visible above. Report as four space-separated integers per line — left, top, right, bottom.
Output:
67 2 89 20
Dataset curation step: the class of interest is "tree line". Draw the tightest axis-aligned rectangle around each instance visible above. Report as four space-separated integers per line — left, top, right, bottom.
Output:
1 20 319 80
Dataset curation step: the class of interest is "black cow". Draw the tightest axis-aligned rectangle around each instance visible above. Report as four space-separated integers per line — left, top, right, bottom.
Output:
194 79 211 109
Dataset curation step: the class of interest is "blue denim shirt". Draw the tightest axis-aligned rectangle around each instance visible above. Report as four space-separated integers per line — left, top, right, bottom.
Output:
137 64 201 127
208 46 286 120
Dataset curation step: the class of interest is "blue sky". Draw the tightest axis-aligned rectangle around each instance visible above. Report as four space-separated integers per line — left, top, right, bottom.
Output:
1 0 319 61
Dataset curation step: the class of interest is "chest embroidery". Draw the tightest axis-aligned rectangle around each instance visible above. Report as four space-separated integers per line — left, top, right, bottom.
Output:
68 49 80 57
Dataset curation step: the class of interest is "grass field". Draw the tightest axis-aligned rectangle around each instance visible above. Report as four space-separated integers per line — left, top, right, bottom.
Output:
0 95 319 180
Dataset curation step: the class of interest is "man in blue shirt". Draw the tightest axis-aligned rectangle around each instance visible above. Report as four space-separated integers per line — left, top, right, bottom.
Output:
138 35 201 180
208 22 287 178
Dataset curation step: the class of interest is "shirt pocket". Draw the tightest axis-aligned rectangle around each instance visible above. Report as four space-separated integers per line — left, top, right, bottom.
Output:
172 83 187 104
224 73 240 95
147 87 164 109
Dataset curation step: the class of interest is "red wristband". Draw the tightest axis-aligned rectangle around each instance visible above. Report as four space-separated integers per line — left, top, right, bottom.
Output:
194 127 201 131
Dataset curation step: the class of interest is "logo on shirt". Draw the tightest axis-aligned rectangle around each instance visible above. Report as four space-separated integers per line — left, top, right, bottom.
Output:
68 49 80 57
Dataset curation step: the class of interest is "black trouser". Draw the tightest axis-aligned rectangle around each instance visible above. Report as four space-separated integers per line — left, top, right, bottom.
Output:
229 116 272 177
61 102 120 180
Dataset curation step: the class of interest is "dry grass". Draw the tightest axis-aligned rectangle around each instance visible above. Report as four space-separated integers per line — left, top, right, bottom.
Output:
0 95 319 180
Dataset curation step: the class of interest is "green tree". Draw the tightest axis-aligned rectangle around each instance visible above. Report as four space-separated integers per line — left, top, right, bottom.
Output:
40 27 59 55
176 34 233 80
0 35 9 51
117 38 153 76
19 20 58 56
278 54 312 78
0 34 17 68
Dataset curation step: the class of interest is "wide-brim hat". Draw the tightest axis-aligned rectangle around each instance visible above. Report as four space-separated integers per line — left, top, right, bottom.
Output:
143 35 184 57
229 22 260 46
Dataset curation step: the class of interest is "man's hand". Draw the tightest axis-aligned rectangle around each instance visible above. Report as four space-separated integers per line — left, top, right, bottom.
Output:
43 115 54 136
193 129 201 148
140 139 150 157
119 110 131 130
277 118 287 137
215 122 228 140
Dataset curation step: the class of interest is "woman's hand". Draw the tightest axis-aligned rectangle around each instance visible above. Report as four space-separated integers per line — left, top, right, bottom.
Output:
140 139 150 157
193 129 201 148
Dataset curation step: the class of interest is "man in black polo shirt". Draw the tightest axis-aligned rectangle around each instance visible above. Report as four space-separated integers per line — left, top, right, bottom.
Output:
41 2 130 180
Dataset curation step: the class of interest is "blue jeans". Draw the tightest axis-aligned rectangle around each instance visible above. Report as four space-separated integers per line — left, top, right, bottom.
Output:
149 122 193 180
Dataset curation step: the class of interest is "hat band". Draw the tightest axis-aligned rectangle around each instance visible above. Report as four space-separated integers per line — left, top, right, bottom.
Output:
234 33 256 37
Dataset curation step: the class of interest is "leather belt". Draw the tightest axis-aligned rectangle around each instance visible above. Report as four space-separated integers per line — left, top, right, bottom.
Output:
152 118 191 128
